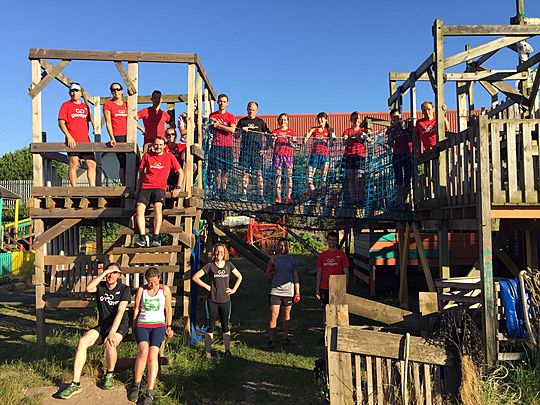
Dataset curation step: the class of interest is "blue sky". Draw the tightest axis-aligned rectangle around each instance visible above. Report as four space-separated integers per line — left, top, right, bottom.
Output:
1 0 539 154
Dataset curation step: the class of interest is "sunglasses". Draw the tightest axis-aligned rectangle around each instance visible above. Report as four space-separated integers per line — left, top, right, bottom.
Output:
166 133 176 137
69 89 80 92
111 88 122 91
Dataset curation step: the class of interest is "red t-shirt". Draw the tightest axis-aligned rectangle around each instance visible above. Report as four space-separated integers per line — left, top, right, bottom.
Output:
415 118 437 152
209 111 236 147
317 250 350 289
138 107 171 144
310 127 332 156
272 127 296 157
58 101 90 143
139 151 180 190
343 128 367 157
387 124 412 155
103 100 128 136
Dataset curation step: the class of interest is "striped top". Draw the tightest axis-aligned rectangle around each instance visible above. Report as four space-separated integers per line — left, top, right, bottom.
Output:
135 287 166 328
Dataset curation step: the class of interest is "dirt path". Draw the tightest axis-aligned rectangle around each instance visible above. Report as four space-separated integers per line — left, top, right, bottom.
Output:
26 376 132 404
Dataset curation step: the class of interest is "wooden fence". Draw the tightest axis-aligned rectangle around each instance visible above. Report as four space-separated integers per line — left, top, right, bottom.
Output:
326 275 456 404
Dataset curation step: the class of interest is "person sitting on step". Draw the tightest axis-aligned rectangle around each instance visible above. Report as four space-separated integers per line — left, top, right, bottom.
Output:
134 137 183 247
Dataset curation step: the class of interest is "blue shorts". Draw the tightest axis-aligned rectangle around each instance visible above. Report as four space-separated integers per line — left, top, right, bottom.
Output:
308 154 330 168
135 325 166 347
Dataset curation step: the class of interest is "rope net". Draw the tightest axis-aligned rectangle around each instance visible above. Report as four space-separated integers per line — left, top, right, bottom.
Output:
202 120 408 225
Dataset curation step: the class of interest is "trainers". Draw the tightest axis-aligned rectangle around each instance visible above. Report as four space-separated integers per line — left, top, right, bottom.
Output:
134 235 148 248
150 237 161 248
285 197 294 204
224 349 232 358
275 197 282 204
267 340 274 350
141 391 154 405
127 383 140 402
59 382 82 399
103 372 114 390
205 351 212 359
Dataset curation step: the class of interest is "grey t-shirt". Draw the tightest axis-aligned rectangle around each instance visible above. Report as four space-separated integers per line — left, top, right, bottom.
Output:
270 254 297 297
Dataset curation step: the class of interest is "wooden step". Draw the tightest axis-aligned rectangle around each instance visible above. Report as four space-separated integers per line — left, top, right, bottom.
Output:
121 265 178 274
117 225 184 235
110 245 184 254
33 186 130 198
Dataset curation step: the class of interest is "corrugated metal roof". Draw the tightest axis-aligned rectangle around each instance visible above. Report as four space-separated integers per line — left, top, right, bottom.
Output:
232 110 471 136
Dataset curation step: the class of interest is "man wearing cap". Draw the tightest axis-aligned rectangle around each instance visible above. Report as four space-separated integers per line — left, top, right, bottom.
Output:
58 83 97 187
59 262 131 399
136 90 173 149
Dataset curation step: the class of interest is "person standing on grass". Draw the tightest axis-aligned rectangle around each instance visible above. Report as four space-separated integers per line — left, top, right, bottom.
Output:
266 238 300 349
59 263 130 399
315 231 349 309
58 82 97 187
103 82 128 185
272 113 297 204
128 267 174 404
192 242 243 359
134 137 183 248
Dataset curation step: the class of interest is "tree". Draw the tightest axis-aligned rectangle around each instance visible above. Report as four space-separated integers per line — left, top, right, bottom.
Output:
0 147 68 181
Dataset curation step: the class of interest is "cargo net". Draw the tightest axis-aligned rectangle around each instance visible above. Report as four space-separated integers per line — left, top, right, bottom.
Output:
202 120 405 223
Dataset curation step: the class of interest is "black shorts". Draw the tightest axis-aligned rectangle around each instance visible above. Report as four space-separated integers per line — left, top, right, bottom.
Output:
239 152 263 171
137 188 166 206
209 145 233 173
269 294 293 306
134 325 166 347
319 289 329 306
114 135 127 169
67 152 95 161
344 155 365 172
93 322 129 344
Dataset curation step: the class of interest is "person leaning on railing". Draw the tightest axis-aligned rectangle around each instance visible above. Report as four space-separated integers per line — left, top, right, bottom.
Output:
58 83 97 187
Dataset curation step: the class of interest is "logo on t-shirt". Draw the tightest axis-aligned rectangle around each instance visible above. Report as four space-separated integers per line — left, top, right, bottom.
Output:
150 162 164 170
215 269 229 278
100 292 120 306
144 298 161 311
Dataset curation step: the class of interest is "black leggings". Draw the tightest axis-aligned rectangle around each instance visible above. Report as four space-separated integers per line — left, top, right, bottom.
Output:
205 300 231 333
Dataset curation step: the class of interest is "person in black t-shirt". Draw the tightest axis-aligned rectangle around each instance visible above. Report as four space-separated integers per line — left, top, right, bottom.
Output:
192 242 243 359
59 262 131 399
237 101 270 201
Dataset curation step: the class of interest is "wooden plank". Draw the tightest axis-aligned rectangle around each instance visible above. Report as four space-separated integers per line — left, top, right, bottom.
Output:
399 223 410 308
34 219 81 250
129 253 173 265
30 48 197 63
517 51 540 72
442 25 540 36
326 304 354 405
33 186 129 197
39 59 97 104
388 54 434 106
444 36 529 68
29 60 70 98
413 362 422 404
121 265 178 274
117 225 184 235
113 61 137 96
336 326 454 366
355 355 363 404
366 356 374 405
522 122 537 202
30 207 133 219
329 274 347 305
434 19 447 204
490 121 504 203
191 144 204 161
495 250 521 276
102 94 187 104
193 55 217 99
375 357 383 405
109 245 184 254
506 123 519 203
412 223 436 292
390 70 528 82
31 142 135 153
424 364 432 405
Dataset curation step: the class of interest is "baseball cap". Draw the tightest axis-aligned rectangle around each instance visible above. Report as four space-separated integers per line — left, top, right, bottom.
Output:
69 83 82 91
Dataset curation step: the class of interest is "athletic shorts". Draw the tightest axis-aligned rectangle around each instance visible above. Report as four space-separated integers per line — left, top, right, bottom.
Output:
92 322 129 344
114 135 127 169
344 155 366 172
134 325 166 348
268 294 293 306
273 154 293 169
67 152 95 161
239 151 263 171
319 288 329 306
209 145 233 173
309 154 330 168
137 188 166 206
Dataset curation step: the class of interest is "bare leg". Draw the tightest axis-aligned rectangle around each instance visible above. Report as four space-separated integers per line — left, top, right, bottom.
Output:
204 332 213 355
307 166 316 191
134 341 149 384
242 171 249 196
269 305 280 341
222 172 228 191
85 159 97 187
104 333 123 372
136 203 147 235
286 166 293 199
68 156 80 187
321 162 330 188
223 332 231 351
282 305 292 339
217 169 223 190
153 202 163 235
73 329 101 382
257 170 264 198
146 346 161 390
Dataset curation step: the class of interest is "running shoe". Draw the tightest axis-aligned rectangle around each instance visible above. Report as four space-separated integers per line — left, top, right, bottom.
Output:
59 382 82 399
275 197 282 204
285 197 294 204
134 235 148 248
224 349 233 358
205 351 212 359
127 384 140 402
150 237 161 248
103 372 114 390
141 392 154 405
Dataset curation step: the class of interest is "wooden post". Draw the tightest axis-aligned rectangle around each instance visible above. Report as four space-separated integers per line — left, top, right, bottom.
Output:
434 19 447 202
389 80 398 110
196 72 204 192
478 115 497 365
31 59 46 349
93 96 102 186
525 230 538 270
126 62 138 189
457 81 468 132
439 221 450 280
329 274 347 305
399 223 410 309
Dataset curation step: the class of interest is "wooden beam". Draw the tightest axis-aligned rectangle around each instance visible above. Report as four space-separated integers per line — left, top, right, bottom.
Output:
39 59 97 104
100 94 188 104
390 70 528 82
30 207 133 219
30 142 135 153
32 186 129 197
489 80 529 105
29 60 70 98
34 219 81 250
443 25 540 36
193 54 216 99
412 223 436 292
517 52 540 72
434 19 447 203
444 36 529 68
494 249 521 276
529 69 540 109
388 53 434 105
109 245 184 254
113 61 137 96
30 48 197 63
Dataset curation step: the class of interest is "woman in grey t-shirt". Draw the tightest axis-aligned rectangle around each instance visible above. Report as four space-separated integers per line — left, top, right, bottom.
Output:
266 238 300 349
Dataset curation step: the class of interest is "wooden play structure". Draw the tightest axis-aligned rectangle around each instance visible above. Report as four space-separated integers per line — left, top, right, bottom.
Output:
28 49 215 348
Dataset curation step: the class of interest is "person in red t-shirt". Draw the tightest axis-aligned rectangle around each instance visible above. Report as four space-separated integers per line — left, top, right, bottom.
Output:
58 83 97 187
208 94 237 196
164 128 189 187
315 231 350 306
305 112 336 199
343 111 371 206
134 138 183 248
387 108 413 206
103 82 128 185
272 113 297 204
415 101 449 154
136 90 172 148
